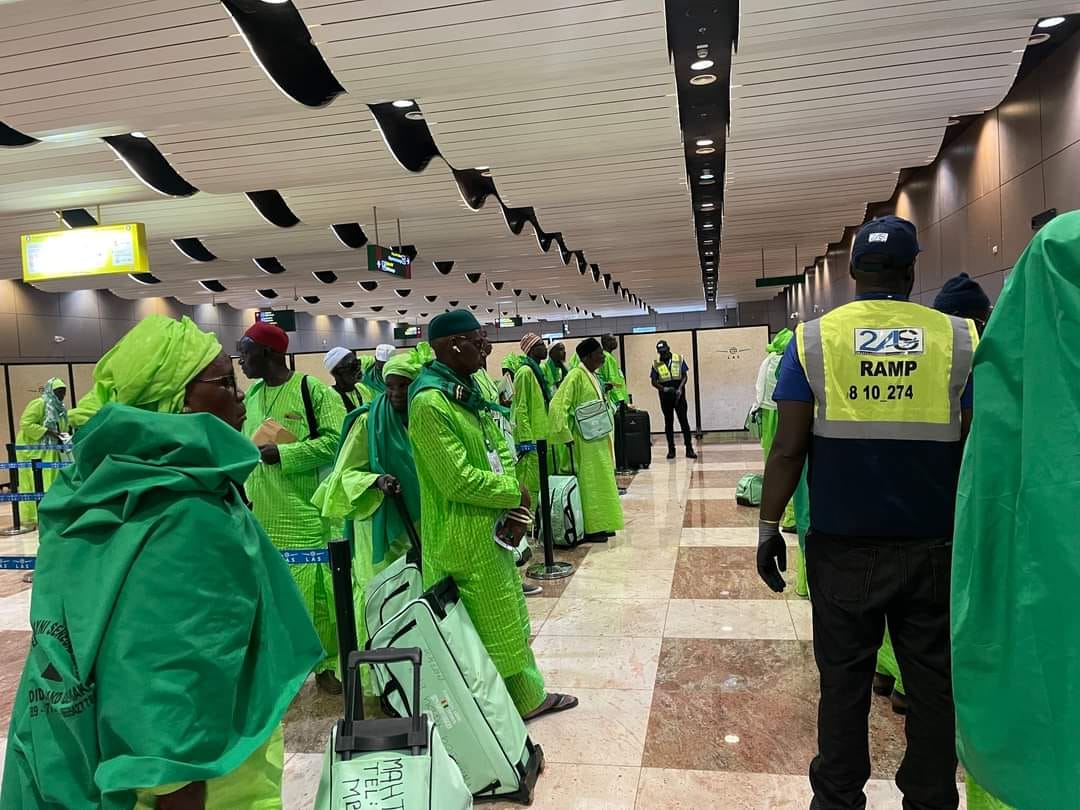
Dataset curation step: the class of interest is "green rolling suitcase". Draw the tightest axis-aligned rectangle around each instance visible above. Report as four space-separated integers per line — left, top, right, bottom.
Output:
315 648 473 810
368 578 544 804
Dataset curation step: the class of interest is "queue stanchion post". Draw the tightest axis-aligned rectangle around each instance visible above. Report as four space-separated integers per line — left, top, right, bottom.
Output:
1 443 34 537
327 537 360 718
526 439 574 581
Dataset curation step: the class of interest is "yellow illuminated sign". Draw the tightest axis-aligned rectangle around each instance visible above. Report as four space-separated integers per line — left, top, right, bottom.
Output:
21 223 149 283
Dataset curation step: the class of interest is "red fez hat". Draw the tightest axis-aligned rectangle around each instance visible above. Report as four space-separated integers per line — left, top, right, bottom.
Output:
244 322 289 353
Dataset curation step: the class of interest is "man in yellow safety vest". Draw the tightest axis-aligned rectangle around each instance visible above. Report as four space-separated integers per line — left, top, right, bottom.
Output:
757 215 977 810
650 340 696 459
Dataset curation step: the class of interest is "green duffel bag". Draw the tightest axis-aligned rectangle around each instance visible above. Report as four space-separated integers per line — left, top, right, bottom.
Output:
736 473 763 507
315 647 472 810
368 579 544 804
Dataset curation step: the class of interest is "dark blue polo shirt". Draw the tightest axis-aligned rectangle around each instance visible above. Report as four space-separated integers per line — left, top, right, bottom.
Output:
773 295 972 539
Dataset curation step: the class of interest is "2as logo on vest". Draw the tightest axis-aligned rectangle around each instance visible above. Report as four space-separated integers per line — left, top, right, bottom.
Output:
853 328 924 355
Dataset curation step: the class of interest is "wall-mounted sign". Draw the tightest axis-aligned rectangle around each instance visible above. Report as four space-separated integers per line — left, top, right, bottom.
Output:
367 244 412 278
498 316 523 328
632 325 658 334
21 223 149 283
256 309 296 332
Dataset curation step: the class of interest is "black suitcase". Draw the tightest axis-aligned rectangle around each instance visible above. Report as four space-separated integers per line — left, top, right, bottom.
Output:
617 407 651 470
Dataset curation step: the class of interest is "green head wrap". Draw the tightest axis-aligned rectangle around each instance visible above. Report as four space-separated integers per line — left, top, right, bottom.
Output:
70 316 222 426
359 355 375 374
414 342 435 365
428 310 482 340
382 350 423 382
502 352 525 374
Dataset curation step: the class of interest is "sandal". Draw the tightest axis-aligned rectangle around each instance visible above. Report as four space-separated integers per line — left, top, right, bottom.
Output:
523 692 579 721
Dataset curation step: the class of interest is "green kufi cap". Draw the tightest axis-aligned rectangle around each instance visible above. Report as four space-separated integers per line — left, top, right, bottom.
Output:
427 309 482 340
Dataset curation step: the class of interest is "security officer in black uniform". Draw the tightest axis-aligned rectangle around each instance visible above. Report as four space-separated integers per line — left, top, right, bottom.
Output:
756 216 978 810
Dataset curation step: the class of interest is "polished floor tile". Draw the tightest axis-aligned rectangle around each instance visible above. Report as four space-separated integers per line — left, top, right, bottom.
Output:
671 547 784 600
683 499 760 528
689 469 762 487
490 763 640 810
0 631 30 737
680 527 757 547
635 770 968 809
789 598 813 640
283 752 323 810
665 599 797 640
541 597 669 638
0 590 31 632
532 635 662 691
0 572 31 598
527 687 653 767
685 486 737 500
562 566 675 600
693 461 765 472
526 596 558 632
577 544 679 571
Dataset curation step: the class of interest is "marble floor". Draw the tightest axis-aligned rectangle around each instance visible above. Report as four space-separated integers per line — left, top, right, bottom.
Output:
0 441 966 808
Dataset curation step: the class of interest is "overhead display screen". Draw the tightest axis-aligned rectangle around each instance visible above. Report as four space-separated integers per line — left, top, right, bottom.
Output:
21 223 149 283
256 308 296 332
394 324 422 339
367 244 412 278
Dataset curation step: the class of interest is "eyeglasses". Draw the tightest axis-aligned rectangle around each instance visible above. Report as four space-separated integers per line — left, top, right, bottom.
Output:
193 373 239 392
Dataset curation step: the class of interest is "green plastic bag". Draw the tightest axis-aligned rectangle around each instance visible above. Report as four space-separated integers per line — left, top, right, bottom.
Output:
315 649 472 810
736 473 762 507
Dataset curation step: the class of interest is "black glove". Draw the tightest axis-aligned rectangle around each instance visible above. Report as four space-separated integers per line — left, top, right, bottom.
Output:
757 520 787 593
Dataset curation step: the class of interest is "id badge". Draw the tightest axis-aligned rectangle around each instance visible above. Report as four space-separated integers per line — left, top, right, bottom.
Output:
487 449 504 475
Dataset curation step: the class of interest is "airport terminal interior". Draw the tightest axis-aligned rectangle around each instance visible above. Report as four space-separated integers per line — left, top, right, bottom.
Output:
0 1 1078 808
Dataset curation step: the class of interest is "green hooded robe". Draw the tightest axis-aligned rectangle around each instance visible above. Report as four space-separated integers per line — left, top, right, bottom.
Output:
408 362 546 715
951 212 1080 810
548 366 625 535
0 405 322 810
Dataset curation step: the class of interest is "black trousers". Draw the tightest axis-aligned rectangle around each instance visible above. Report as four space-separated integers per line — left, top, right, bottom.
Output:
806 532 958 810
659 389 692 449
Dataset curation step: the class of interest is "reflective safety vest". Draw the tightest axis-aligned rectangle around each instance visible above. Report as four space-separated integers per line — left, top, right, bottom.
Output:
794 298 979 538
653 353 684 383
796 299 978 443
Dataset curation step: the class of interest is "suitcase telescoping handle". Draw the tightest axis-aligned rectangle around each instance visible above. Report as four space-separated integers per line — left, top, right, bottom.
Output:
346 648 423 725
328 537 360 716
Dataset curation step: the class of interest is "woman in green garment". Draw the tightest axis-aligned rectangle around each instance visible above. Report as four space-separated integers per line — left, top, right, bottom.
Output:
548 338 625 542
1 316 322 810
312 350 423 679
511 333 552 507
408 311 577 721
13 377 69 526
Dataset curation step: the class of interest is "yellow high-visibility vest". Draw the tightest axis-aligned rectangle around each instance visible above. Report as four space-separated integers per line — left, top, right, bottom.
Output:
796 299 978 441
653 353 684 382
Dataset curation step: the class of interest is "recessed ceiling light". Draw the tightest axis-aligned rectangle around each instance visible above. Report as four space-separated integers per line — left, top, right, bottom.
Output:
696 146 716 155
691 59 714 70
695 138 714 147
701 202 715 209
130 131 147 138
1038 16 1065 28
703 223 715 229
1028 32 1051 45
404 110 424 121
690 74 717 86
703 239 715 244
392 99 415 108
700 172 714 180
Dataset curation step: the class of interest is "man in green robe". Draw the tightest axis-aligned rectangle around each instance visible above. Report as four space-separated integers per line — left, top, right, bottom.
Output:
325 346 374 411
1 316 321 810
549 338 625 542
312 350 423 690
570 335 628 407
408 310 577 721
542 343 572 474
13 377 69 527
239 322 347 694
361 343 396 396
951 219 1077 810
511 333 552 507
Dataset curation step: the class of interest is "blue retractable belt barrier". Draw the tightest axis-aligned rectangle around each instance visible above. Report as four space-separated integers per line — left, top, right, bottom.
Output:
34 461 71 469
0 556 36 570
0 462 35 470
516 442 538 453
281 549 330 565
0 493 44 503
12 444 73 452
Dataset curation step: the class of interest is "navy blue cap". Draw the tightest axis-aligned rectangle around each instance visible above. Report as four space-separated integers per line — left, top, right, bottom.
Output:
933 273 990 316
851 215 921 269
